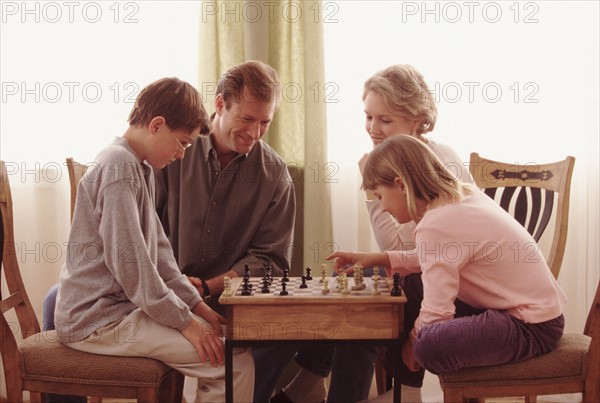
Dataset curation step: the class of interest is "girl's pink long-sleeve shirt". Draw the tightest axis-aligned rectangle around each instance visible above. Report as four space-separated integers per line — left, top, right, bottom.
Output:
387 190 567 335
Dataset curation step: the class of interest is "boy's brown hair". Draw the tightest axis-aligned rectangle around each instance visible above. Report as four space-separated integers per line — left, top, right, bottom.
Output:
217 60 281 109
128 77 211 135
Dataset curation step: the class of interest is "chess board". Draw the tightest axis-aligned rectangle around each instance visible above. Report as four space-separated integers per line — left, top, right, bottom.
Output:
220 276 403 305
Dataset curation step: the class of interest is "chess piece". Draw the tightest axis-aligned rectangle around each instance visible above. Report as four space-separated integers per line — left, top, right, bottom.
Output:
282 267 289 282
300 275 308 288
222 276 233 297
305 267 313 280
391 272 402 296
261 279 270 293
352 264 366 291
322 278 330 294
371 273 381 296
320 264 327 283
241 276 252 296
279 279 289 296
264 264 273 285
340 274 350 295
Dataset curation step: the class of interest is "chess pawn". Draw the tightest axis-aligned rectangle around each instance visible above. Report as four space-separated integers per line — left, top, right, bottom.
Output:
371 274 381 296
340 275 350 295
279 279 289 296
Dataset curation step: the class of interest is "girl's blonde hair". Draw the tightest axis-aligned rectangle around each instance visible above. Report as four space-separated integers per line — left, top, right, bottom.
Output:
362 136 472 221
363 65 437 136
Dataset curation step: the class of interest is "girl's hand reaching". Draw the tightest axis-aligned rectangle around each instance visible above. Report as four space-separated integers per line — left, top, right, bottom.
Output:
325 251 390 274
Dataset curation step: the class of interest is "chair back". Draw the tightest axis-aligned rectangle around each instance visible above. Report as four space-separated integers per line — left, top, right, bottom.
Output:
66 157 88 222
469 153 575 279
0 160 41 401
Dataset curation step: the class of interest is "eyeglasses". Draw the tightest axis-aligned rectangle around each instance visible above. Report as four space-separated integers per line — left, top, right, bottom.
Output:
171 132 192 152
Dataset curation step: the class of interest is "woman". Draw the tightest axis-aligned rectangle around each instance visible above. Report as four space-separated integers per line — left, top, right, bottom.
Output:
360 64 471 253
329 135 566 401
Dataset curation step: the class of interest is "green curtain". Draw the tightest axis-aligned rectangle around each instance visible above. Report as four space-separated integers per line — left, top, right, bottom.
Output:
198 0 332 275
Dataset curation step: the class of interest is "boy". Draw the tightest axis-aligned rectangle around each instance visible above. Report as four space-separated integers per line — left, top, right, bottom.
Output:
55 77 254 402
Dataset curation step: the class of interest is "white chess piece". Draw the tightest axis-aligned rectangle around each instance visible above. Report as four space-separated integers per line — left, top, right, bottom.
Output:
340 274 350 295
322 278 330 294
371 273 381 296
320 263 327 283
222 276 233 297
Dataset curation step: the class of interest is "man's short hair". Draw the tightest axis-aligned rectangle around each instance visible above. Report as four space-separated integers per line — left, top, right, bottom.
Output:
128 77 211 134
217 60 281 109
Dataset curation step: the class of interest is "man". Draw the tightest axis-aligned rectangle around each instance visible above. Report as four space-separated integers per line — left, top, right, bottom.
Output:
155 60 297 402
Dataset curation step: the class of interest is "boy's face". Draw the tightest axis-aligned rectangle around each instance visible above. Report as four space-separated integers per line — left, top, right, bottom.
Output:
214 88 276 155
147 120 195 169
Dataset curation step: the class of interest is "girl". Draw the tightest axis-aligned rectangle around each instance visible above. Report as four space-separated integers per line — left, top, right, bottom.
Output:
329 135 566 402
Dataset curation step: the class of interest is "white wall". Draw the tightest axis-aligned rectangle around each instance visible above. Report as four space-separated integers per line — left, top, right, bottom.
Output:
324 0 599 334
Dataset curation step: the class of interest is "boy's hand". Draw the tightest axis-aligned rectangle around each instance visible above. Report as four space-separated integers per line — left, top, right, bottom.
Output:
192 301 226 337
181 316 224 367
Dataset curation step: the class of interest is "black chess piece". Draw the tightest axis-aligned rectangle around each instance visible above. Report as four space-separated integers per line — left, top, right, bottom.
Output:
300 275 308 288
261 280 270 294
241 277 252 296
282 267 289 282
244 264 250 278
305 267 312 280
390 272 402 296
279 279 289 296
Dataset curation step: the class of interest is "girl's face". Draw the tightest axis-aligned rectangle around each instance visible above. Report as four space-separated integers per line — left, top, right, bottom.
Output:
373 180 412 224
364 91 419 146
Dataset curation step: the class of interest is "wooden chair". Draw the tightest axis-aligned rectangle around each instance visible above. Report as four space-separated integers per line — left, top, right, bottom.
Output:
437 153 586 402
0 160 184 403
66 157 88 221
438 280 599 402
468 153 575 279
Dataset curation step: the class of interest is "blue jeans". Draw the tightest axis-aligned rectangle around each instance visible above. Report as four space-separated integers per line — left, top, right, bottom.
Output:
42 284 88 403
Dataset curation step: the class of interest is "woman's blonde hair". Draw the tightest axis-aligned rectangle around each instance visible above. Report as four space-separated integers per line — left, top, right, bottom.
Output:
363 65 437 135
362 136 472 221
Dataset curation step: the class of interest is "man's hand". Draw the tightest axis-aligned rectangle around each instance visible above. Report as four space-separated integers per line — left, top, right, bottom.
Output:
180 316 224 367
187 276 204 297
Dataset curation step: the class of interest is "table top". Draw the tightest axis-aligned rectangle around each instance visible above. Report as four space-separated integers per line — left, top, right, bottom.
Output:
219 276 407 305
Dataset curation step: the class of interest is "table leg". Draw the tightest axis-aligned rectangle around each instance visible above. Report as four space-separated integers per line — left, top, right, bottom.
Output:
393 342 402 402
225 342 233 402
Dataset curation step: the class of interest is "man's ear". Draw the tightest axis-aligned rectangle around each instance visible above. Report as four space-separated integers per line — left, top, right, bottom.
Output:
215 94 225 115
148 116 166 135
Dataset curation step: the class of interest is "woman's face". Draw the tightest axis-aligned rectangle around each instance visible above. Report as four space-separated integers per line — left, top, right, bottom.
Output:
364 91 419 146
